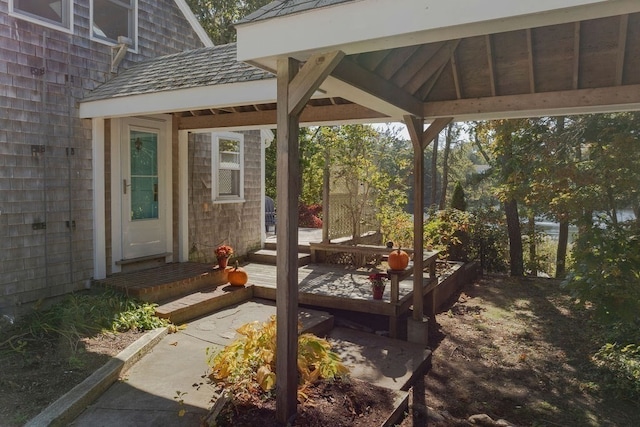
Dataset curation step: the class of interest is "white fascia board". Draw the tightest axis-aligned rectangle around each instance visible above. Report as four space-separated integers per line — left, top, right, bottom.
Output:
174 0 214 47
237 0 639 68
79 78 276 119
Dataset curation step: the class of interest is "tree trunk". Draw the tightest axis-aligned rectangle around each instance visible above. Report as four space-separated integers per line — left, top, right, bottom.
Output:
504 198 524 276
430 132 439 207
556 219 569 278
527 212 537 277
439 124 452 209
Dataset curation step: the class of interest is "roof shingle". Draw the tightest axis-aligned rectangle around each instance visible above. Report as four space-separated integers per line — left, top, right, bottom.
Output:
237 0 354 24
82 43 273 102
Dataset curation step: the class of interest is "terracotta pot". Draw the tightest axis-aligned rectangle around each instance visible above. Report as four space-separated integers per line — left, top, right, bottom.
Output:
372 286 385 300
217 257 229 269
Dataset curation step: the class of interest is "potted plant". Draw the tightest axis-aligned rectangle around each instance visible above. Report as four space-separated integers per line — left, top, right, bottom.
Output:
368 272 388 300
215 244 234 269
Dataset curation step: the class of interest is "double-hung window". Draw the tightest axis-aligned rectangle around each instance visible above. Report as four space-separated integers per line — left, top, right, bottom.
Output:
10 0 73 32
212 132 244 203
91 0 137 48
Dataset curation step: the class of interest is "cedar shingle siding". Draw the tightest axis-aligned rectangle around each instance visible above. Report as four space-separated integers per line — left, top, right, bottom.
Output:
0 0 205 318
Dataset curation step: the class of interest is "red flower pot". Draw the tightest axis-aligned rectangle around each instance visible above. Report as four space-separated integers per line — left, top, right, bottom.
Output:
217 257 229 269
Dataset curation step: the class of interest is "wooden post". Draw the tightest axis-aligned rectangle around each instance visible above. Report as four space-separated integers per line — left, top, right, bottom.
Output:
405 115 426 321
322 145 330 243
276 57 300 424
405 116 452 322
275 51 345 424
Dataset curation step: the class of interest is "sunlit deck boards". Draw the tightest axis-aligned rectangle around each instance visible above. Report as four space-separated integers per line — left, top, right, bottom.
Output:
246 262 431 337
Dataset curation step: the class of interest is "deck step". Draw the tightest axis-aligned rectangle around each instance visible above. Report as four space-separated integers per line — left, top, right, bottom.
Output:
248 249 311 266
155 284 254 324
95 262 227 303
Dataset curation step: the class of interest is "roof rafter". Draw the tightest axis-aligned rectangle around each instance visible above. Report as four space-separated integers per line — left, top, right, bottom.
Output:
615 14 629 86
326 57 424 117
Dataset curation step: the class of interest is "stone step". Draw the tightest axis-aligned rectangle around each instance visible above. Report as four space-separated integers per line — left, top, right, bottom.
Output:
248 249 311 266
155 284 254 324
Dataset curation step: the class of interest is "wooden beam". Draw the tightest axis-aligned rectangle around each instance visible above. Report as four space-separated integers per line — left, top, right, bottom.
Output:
404 115 424 150
526 28 536 93
485 34 497 96
451 50 462 99
330 57 424 117
289 51 345 116
422 117 452 150
177 103 388 130
615 14 629 86
572 22 581 90
423 84 640 119
275 57 301 424
403 115 426 321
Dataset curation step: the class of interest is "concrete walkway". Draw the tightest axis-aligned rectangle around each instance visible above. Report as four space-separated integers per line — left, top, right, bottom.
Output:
48 298 430 426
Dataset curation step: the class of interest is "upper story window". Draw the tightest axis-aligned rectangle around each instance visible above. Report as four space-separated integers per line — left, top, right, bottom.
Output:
212 132 244 203
91 0 137 47
10 0 73 31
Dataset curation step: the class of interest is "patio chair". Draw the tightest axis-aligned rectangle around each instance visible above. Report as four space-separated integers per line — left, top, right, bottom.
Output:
265 196 276 232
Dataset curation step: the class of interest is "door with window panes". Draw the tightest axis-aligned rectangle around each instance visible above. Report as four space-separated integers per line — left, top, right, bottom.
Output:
121 118 167 259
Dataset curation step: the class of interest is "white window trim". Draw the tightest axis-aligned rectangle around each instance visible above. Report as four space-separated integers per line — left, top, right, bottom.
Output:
9 0 74 34
90 0 139 52
212 131 245 204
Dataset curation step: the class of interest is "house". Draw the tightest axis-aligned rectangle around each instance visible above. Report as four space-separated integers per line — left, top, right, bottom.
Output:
0 0 273 319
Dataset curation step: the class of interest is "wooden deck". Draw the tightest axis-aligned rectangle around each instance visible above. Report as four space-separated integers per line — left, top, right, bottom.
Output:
246 262 445 338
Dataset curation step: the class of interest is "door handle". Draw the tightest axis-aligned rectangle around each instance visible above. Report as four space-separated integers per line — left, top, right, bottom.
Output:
123 179 131 194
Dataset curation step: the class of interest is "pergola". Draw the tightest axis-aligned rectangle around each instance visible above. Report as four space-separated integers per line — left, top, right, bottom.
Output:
230 0 640 422
79 0 640 422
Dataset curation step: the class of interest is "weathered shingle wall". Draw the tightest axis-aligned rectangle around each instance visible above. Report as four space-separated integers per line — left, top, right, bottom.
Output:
0 0 206 318
188 131 263 263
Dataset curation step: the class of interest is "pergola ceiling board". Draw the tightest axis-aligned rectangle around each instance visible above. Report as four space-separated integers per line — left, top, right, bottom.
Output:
580 16 625 89
492 30 532 96
354 49 393 71
456 37 493 98
532 23 576 92
374 45 423 80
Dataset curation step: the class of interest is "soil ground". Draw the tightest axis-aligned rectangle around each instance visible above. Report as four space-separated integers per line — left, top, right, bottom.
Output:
2 275 639 426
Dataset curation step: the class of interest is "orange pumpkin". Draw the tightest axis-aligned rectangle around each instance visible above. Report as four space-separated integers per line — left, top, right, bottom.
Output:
388 248 409 271
228 263 248 286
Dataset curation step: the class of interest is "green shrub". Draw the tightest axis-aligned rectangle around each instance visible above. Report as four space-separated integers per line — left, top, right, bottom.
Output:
564 220 640 321
467 206 509 273
0 290 169 355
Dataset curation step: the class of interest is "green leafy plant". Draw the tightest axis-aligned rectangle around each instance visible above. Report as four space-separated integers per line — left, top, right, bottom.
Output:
206 316 348 403
0 290 169 357
564 220 640 321
423 208 473 260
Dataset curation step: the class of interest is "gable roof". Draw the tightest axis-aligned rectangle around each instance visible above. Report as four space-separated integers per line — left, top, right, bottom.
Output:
238 0 353 24
82 44 272 103
174 0 214 47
